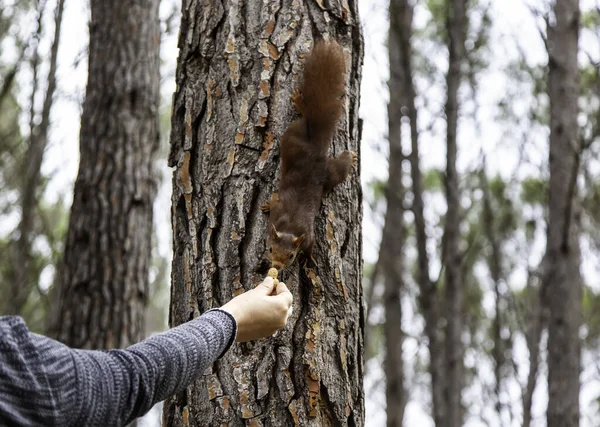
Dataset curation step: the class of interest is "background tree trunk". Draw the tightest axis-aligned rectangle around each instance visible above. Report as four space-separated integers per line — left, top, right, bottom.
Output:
394 0 446 423
383 1 408 424
522 270 546 427
163 1 364 426
51 0 160 349
479 167 506 421
443 1 467 425
545 0 582 425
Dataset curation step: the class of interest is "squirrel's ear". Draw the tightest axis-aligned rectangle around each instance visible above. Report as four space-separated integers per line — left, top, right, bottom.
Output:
292 234 305 247
271 224 282 239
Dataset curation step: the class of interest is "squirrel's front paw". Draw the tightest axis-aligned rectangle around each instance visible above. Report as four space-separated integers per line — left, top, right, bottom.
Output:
260 201 271 212
291 88 305 114
350 151 359 169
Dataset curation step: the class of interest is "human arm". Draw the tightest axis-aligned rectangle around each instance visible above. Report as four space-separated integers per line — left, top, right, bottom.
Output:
0 309 235 427
0 277 293 426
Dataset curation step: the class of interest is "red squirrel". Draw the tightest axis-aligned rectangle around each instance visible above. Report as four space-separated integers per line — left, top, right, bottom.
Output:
261 40 357 270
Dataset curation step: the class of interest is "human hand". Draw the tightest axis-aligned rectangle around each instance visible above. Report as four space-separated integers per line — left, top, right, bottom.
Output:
221 276 293 342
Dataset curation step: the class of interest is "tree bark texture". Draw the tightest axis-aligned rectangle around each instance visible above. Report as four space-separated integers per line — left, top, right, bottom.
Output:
7 0 63 316
383 1 408 424
545 0 582 426
163 1 364 426
442 1 467 426
52 0 160 349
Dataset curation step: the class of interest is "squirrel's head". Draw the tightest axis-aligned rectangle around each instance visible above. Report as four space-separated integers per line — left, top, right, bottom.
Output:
267 224 305 269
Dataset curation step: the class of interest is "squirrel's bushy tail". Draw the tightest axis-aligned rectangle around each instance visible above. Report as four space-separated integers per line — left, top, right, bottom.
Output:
300 40 346 141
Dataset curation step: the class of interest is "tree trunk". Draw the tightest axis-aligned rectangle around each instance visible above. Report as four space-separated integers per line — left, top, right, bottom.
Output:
545 0 582 425
479 168 505 421
522 271 546 427
394 0 446 424
163 1 364 426
383 1 408 424
51 0 160 349
443 1 467 426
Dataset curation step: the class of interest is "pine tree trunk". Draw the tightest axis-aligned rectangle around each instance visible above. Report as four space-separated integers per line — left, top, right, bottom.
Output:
522 271 546 427
393 0 446 423
384 1 408 424
163 1 364 426
545 0 582 425
51 0 160 349
479 168 505 419
442 1 467 426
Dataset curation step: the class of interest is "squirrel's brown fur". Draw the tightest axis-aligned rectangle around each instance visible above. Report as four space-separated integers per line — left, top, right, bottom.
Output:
262 40 357 270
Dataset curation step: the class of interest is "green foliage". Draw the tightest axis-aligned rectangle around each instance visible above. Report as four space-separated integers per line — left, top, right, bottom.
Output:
0 1 69 330
0 197 69 332
363 261 375 282
580 63 599 90
465 1 493 88
584 181 600 223
497 59 549 128
581 10 600 29
489 175 518 238
367 178 387 203
365 322 385 362
423 168 444 192
582 287 600 348
520 177 547 206
463 269 485 330
423 0 448 44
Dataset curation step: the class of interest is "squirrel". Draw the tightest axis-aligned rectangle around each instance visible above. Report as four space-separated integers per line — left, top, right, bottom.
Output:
261 39 357 270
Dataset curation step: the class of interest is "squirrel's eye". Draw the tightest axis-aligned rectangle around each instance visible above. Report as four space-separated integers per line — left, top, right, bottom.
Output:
269 247 272 253
289 253 294 259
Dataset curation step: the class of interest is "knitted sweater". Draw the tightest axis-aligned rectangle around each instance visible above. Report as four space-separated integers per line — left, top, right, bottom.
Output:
0 309 236 426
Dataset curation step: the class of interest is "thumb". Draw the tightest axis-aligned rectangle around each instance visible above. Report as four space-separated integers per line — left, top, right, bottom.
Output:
255 276 275 294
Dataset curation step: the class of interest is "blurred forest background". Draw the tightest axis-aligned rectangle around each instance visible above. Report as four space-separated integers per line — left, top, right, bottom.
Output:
0 0 599 426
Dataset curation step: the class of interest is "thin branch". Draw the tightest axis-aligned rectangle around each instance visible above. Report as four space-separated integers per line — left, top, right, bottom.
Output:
0 0 48 109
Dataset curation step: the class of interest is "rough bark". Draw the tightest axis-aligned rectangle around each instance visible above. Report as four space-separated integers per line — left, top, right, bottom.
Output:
394 0 445 424
383 1 408 423
163 1 364 426
6 0 62 316
545 0 582 425
442 1 467 426
52 0 160 349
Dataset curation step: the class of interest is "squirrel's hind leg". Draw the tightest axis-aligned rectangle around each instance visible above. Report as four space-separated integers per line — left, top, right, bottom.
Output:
324 151 358 194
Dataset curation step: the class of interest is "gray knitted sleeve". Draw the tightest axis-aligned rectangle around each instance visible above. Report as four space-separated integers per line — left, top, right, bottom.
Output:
0 309 236 426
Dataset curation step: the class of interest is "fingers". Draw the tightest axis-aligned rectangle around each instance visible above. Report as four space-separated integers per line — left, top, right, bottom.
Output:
274 282 293 307
256 276 275 294
274 281 289 295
